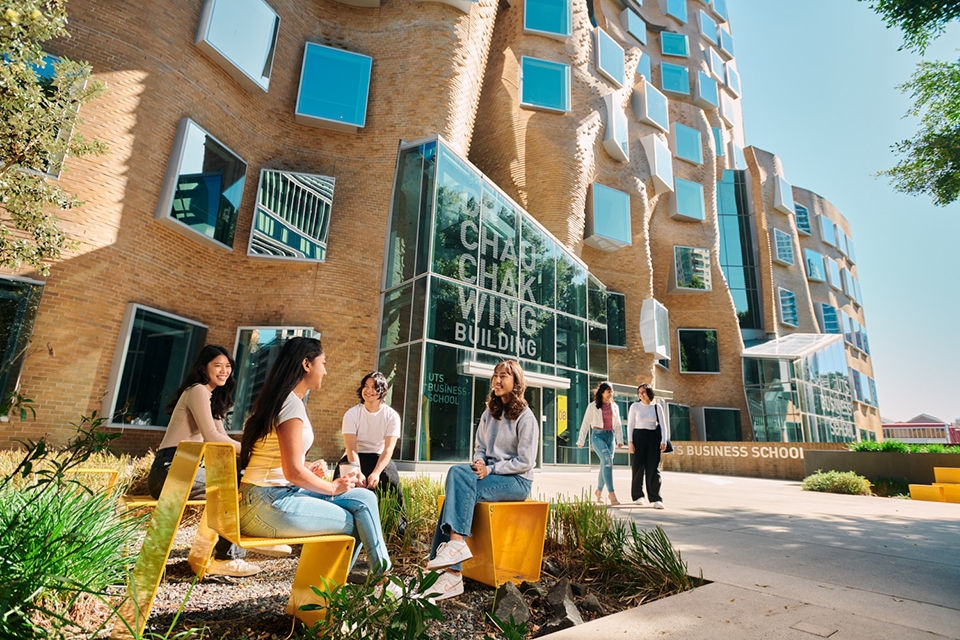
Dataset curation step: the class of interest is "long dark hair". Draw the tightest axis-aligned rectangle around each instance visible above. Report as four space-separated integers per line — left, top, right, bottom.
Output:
166 344 236 419
594 381 613 410
240 337 323 469
487 360 528 421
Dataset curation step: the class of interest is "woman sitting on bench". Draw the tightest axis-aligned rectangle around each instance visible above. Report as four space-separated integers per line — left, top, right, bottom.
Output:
424 359 539 601
238 337 394 587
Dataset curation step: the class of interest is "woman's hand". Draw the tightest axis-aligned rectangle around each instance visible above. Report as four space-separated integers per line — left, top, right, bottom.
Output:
628 442 635 454
471 459 488 479
308 459 329 478
366 471 381 488
332 475 356 495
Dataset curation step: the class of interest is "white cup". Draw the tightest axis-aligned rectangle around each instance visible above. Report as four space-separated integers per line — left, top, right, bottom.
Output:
339 461 361 479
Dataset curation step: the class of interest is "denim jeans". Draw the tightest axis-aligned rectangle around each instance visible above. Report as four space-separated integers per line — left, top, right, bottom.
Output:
430 464 532 571
592 428 615 493
239 483 391 574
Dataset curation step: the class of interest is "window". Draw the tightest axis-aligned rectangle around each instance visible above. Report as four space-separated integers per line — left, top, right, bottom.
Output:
0 277 43 404
719 90 737 126
846 236 857 264
794 203 811 234
621 7 646 45
712 127 724 157
672 177 706 221
773 228 794 265
666 0 687 23
155 117 247 249
778 287 798 326
698 10 718 44
674 123 703 164
601 93 629 162
836 229 849 257
584 183 631 251
817 303 841 334
636 53 652 81
826 258 842 290
774 176 795 214
661 32 690 57
661 62 690 95
679 328 720 373
248 169 334 261
703 407 741 440
231 326 318 430
195 0 279 91
841 268 853 296
731 143 746 169
694 71 719 108
713 0 728 21
674 246 712 290
296 43 372 132
105 304 207 427
640 134 674 193
804 249 825 281
595 28 625 86
521 56 570 112
725 63 741 96
708 49 725 80
524 0 571 38
32 54 79 177
668 403 691 439
640 298 670 360
633 82 669 132
606 291 626 347
719 26 734 56
820 215 837 246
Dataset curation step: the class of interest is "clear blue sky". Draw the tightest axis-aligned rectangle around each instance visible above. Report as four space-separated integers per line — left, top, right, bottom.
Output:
725 1 960 423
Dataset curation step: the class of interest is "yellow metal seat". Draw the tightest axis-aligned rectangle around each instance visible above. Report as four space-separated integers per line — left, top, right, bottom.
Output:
70 467 120 491
939 484 960 504
933 467 960 484
438 496 549 587
908 484 944 502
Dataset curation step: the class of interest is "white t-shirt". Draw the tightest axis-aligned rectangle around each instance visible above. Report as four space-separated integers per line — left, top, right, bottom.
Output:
341 403 401 454
243 392 314 487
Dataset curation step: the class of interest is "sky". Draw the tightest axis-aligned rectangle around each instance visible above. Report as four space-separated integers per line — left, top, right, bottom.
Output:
724 1 960 423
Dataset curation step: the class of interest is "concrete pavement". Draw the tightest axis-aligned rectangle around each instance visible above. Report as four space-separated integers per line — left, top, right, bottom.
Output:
525 468 960 640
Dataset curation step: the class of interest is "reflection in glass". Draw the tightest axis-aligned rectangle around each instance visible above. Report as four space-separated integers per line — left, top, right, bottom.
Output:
0 278 43 403
296 43 372 130
196 0 279 91
420 342 474 461
675 246 712 290
674 178 706 221
596 28 625 86
661 32 690 57
433 146 481 282
521 57 570 112
585 183 631 250
661 62 690 95
678 328 719 373
524 0 571 37
555 253 587 317
249 169 333 261
674 123 703 164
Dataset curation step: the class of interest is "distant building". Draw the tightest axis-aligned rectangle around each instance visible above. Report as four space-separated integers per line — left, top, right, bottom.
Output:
882 414 957 444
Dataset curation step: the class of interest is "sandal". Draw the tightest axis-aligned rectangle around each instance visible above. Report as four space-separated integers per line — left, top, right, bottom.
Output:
594 490 603 504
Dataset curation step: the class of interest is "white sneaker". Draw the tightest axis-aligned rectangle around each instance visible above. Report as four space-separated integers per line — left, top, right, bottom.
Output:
374 578 405 600
652 501 665 510
425 570 463 603
249 544 292 557
205 558 262 577
425 540 472 570
634 497 647 506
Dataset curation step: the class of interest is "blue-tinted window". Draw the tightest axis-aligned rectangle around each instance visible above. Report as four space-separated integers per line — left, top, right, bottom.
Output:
678 328 719 373
846 237 857 264
661 32 689 57
195 0 279 91
0 277 43 403
698 10 717 44
804 249 825 281
820 215 837 246
773 228 794 265
641 134 674 193
694 71 718 107
827 258 842 290
606 291 626 347
666 0 687 23
817 303 841 334
674 178 706 221
712 127 725 157
709 48 725 80
596 28 625 86
248 169 333 261
622 7 646 44
296 43 372 131
714 0 728 21
602 93 629 162
778 288 798 327
155 117 247 248
661 62 690 95
774 177 795 214
732 143 747 170
524 0 571 37
635 82 669 131
674 123 702 164
719 27 734 56
585 183 631 251
636 52 652 81
794 203 811 234
521 56 570 112
674 246 711 290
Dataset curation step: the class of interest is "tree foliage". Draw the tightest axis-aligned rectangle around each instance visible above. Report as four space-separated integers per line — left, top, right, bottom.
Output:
0 0 106 275
859 0 960 53
880 60 960 206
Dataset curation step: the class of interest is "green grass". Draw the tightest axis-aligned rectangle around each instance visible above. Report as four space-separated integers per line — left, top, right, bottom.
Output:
847 440 960 454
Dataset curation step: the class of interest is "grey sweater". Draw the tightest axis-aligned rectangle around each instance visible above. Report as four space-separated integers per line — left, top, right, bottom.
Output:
474 405 539 482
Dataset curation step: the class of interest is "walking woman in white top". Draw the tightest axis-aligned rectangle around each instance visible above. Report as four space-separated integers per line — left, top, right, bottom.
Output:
577 381 624 505
627 383 669 509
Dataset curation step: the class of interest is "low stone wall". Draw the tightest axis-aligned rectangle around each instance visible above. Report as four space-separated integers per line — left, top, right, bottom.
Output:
661 441 846 481
804 451 960 484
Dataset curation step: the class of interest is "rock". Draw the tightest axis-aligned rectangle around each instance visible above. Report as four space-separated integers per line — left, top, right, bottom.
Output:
570 582 587 597
520 580 547 597
541 557 563 577
493 582 531 625
537 597 584 637
579 593 604 615
546 577 574 610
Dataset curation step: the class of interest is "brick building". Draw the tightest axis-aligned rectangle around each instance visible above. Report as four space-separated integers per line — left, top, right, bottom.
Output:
0 0 880 466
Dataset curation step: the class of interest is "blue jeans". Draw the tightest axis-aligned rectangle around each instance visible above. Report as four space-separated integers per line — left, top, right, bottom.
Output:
239 484 391 574
592 428 615 492
430 464 532 571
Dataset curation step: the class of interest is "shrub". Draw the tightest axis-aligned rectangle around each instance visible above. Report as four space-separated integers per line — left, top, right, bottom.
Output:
871 477 911 498
847 440 960 454
801 470 872 495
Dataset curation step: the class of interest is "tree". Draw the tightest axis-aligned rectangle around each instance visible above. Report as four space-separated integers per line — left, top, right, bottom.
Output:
858 0 960 54
0 0 106 275
880 61 960 206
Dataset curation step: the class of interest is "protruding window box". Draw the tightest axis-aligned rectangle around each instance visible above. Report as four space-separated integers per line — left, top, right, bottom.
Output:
584 183 631 251
296 43 372 133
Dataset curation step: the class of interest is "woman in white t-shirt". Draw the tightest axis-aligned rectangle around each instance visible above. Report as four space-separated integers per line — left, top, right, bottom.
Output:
627 383 669 509
335 371 407 536
238 337 393 579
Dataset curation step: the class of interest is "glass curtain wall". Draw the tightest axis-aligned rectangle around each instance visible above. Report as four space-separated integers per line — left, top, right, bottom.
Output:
717 170 762 333
380 138 608 464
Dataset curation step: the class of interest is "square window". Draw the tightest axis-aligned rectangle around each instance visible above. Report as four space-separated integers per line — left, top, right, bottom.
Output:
773 228 794 265
804 249 825 281
826 258 842 290
596 28 625 87
694 71 719 108
841 267 853 296
636 52 652 81
778 288 798 327
708 48 725 80
678 328 719 373
699 10 718 44
621 8 647 45
296 42 372 132
714 0 728 21
666 0 687 23
521 56 571 112
774 176 795 214
674 122 703 164
846 237 857 264
104 304 207 427
524 0 571 38
719 90 737 126
632 82 669 132
640 134 674 193
712 127 725 157
155 117 247 249
725 63 741 96
661 32 690 57
606 291 627 347
602 93 629 162
820 215 837 246
817 303 841 334
195 0 279 91
674 246 712 290
661 62 690 95
672 177 706 221
248 169 335 262
731 143 747 169
640 298 671 360
585 183 631 251
837 229 849 257
719 26 735 56
794 203 811 234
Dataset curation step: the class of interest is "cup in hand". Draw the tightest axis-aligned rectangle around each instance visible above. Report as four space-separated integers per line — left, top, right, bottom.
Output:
339 461 361 480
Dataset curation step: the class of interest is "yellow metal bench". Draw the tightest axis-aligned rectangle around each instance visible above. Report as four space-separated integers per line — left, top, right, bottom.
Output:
909 484 945 502
933 467 960 484
438 497 549 587
111 441 355 638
